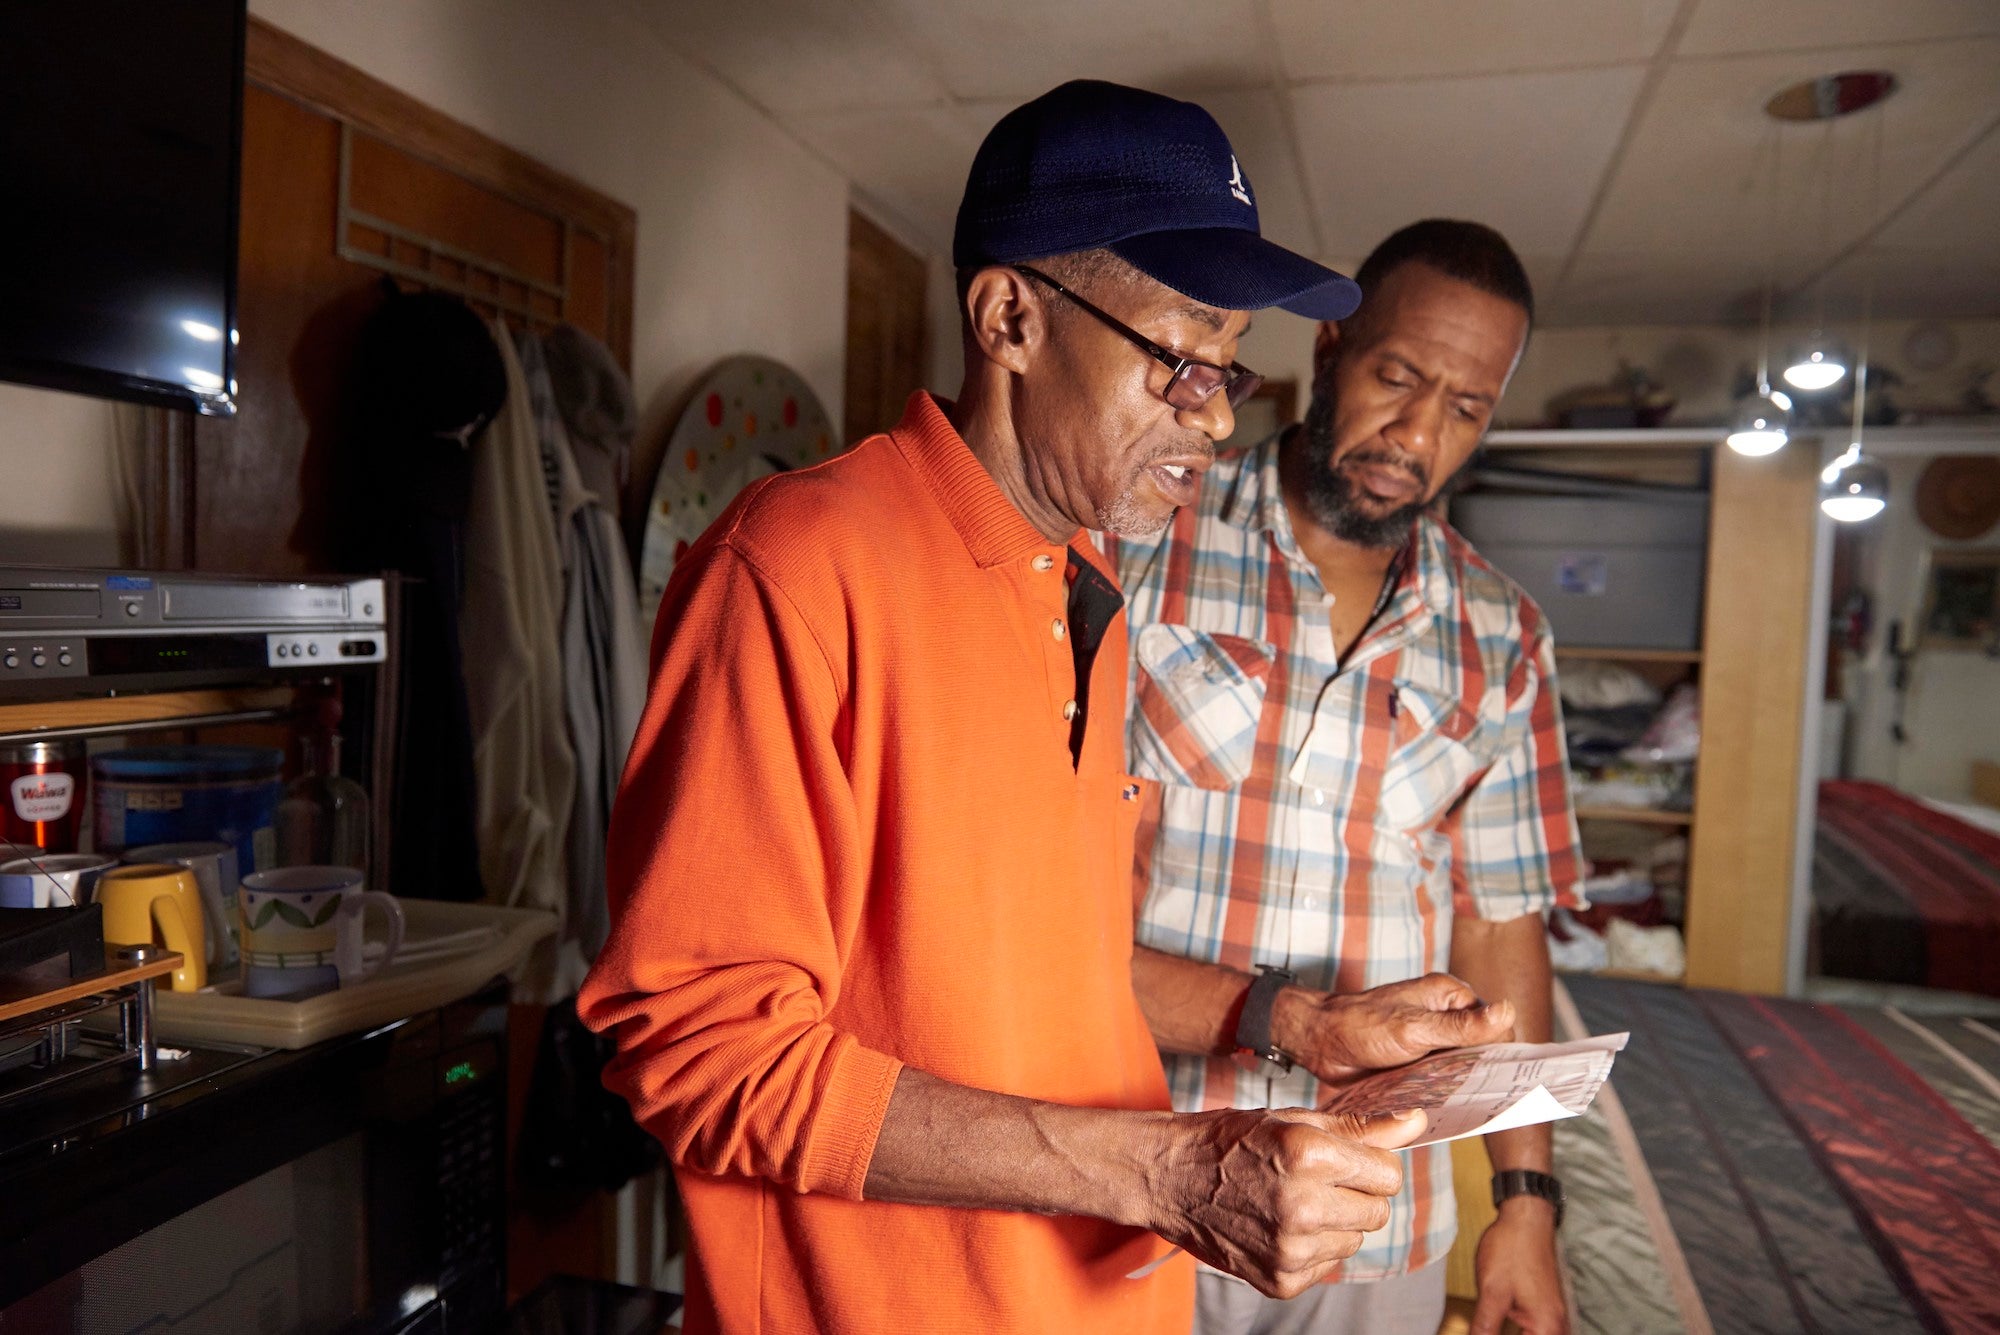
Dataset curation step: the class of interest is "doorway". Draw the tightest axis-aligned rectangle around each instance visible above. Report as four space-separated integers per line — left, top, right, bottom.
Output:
843 210 928 445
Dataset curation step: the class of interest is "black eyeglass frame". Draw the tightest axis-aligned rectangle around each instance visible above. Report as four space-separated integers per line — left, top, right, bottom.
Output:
1012 265 1264 411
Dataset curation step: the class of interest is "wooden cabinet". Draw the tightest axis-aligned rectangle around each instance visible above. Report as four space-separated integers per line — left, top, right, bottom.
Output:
1474 430 1820 993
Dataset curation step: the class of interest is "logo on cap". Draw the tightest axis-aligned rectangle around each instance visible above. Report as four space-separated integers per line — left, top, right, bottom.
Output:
1227 156 1251 206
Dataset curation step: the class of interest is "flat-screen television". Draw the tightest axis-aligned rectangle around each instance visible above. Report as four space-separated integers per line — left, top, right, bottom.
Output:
0 1 247 415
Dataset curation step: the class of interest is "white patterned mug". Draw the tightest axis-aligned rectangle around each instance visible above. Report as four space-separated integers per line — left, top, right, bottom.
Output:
237 866 404 999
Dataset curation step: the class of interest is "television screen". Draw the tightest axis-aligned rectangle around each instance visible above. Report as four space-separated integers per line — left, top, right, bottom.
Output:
0 1 246 415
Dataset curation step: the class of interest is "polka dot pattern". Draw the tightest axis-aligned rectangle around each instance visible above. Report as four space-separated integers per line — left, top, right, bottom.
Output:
639 356 837 621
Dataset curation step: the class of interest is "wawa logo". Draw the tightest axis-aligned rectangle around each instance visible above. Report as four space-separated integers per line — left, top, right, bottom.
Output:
11 773 73 822
1227 156 1251 206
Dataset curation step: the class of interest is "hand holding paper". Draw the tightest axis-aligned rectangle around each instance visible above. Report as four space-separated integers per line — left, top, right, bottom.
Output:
1316 1033 1629 1146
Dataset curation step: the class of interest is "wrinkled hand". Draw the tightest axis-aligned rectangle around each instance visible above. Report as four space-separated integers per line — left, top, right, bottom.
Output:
1472 1201 1568 1335
1147 1107 1425 1298
1274 972 1516 1085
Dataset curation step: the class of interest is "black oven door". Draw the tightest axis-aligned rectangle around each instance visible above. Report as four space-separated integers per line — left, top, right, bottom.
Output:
0 989 506 1334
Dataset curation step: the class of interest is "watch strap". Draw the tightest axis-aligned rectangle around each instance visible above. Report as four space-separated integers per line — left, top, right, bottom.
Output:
1491 1169 1565 1228
1233 965 1295 1073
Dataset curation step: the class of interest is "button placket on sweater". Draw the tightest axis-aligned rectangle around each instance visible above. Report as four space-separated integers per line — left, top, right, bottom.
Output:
1029 548 1076 742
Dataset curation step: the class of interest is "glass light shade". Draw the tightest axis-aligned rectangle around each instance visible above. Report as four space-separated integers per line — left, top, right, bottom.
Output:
1819 451 1888 522
1783 346 1847 390
1725 387 1792 456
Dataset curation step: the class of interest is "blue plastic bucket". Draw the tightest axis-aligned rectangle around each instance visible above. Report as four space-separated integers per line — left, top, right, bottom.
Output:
92 745 285 876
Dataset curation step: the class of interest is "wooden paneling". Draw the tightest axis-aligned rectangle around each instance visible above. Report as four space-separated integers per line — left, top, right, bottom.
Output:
843 210 928 444
346 131 568 287
202 82 369 575
1683 443 1819 993
181 18 636 574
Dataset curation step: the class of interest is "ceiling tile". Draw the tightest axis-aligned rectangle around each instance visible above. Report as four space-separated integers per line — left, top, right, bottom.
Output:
1268 0 1679 82
793 101 1009 250
1289 66 1646 259
636 0 947 112
1552 251 1770 325
1822 254 2000 321
1580 37 2000 295
1677 0 2000 58
871 0 1270 102
1818 126 2000 320
1867 120 2000 253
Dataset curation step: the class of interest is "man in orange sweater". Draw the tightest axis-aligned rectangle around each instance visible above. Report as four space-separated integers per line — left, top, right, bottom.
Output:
580 81 1513 1334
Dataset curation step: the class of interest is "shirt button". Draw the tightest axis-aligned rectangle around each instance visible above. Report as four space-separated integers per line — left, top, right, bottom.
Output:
1052 619 1066 641
1312 788 1326 806
1032 554 1055 572
1061 699 1078 721
1321 592 1337 606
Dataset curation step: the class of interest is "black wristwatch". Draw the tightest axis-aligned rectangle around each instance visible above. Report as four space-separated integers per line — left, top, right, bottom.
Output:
1492 1169 1565 1228
1233 965 1296 1077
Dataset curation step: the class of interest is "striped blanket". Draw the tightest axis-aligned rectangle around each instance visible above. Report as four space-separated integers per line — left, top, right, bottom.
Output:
1814 780 2000 998
1552 975 2000 1334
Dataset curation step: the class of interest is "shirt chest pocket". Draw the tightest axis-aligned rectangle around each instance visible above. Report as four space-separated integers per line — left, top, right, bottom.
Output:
1379 684 1489 833
1129 624 1274 791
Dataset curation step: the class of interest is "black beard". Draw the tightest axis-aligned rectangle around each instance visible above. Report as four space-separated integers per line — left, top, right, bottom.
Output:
1291 391 1430 551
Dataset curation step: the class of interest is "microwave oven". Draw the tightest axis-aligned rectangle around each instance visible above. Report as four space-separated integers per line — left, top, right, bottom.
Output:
0 989 506 1333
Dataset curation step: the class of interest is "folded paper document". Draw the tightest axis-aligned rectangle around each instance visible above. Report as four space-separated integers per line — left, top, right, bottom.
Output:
1317 1032 1629 1146
1129 1033 1630 1278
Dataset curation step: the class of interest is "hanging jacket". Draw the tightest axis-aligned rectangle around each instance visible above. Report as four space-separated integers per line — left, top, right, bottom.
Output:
461 322 577 998
516 330 645 966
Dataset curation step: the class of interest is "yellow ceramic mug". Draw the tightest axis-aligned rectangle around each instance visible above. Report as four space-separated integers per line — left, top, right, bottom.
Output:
96 863 208 992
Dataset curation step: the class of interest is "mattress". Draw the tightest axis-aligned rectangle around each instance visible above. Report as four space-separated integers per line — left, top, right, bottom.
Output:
1813 780 2000 997
1550 975 2000 1334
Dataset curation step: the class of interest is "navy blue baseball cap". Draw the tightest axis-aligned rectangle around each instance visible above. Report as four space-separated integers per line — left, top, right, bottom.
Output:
953 80 1361 320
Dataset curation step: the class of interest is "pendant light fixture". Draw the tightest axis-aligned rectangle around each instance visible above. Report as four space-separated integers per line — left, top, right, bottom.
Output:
1819 105 1888 524
1785 120 1848 392
1728 124 1791 456
1820 448 1888 522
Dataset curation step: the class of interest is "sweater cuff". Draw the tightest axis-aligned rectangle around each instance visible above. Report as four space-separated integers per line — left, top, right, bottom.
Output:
796 1037 904 1200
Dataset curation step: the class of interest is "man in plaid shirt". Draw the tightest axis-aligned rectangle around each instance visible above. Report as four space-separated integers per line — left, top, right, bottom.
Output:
1112 221 1585 1335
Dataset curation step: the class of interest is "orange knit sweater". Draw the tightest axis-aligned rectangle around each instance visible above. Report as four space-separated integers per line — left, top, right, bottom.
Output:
579 393 1193 1333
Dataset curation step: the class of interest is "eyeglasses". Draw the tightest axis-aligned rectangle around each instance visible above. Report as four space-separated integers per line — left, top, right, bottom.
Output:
1013 265 1263 412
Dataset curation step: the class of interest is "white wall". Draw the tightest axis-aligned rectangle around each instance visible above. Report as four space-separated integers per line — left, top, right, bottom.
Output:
1227 313 2000 438
0 385 127 564
0 0 854 565
1506 318 2000 430
1840 451 2000 802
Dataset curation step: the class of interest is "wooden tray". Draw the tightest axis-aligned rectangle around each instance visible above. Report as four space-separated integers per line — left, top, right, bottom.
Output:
0 952 181 1025
153 899 555 1050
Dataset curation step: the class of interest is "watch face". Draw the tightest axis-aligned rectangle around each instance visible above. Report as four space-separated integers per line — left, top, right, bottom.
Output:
1229 1050 1293 1080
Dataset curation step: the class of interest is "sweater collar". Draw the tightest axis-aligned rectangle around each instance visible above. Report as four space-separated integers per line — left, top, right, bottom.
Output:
890 391 1069 568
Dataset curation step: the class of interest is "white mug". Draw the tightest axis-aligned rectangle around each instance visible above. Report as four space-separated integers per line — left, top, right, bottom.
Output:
237 866 405 999
0 853 118 908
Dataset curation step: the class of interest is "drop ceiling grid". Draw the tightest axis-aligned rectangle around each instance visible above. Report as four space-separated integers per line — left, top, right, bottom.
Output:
635 0 2000 322
1580 37 2000 289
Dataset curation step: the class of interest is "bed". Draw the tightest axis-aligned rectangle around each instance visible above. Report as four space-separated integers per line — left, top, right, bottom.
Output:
1811 779 2000 998
1520 975 2000 1334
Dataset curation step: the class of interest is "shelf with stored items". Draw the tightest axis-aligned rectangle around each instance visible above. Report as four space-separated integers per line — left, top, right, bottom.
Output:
1452 428 1819 992
1573 806 1695 827
1552 645 1702 665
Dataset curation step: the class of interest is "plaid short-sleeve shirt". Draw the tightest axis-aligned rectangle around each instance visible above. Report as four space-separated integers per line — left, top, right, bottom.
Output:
1108 432 1585 1281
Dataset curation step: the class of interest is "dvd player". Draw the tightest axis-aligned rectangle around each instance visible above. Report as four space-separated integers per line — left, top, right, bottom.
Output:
0 567 388 698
